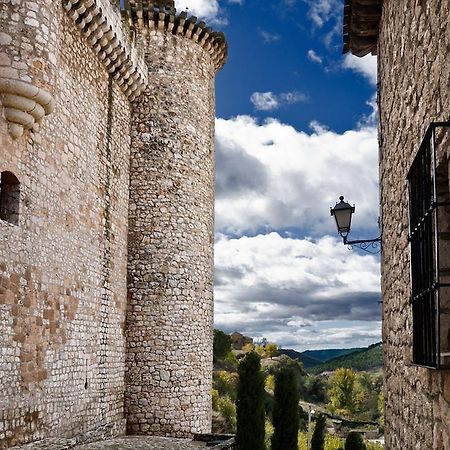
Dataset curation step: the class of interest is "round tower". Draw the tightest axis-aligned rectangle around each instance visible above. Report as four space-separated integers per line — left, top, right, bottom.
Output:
125 0 227 437
0 0 58 139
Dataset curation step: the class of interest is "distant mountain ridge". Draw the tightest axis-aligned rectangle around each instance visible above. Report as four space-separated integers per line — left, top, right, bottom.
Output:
308 342 383 374
279 347 364 368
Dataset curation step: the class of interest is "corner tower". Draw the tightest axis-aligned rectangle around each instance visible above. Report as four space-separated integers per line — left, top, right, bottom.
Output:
124 0 227 436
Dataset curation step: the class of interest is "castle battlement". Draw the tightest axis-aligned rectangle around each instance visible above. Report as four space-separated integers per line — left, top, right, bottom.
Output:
62 0 148 100
123 1 227 72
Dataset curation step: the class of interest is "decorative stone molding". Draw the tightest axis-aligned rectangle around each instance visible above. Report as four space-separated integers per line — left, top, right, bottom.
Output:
0 78 55 139
62 0 148 101
343 0 382 57
123 1 228 72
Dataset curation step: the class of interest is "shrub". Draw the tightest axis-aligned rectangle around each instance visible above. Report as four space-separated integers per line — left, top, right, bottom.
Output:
217 396 237 432
214 329 232 362
236 352 265 450
311 414 327 450
271 367 300 450
345 432 366 450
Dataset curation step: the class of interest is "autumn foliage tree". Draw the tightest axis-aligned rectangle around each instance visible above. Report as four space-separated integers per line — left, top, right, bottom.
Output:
328 368 357 413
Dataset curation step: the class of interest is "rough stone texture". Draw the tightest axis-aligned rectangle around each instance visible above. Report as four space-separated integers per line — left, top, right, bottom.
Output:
10 437 206 450
1 0 224 447
378 0 450 448
75 437 207 449
0 7 131 450
126 28 216 437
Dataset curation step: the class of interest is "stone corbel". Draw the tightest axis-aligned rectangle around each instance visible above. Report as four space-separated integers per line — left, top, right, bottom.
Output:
0 78 55 139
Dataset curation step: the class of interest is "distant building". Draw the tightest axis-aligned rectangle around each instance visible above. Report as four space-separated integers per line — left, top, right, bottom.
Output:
230 332 253 350
344 0 450 448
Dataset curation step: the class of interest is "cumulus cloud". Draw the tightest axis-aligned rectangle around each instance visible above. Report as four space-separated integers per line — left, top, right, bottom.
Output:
250 91 308 111
215 115 379 236
214 233 381 350
343 54 378 86
175 0 220 21
308 49 323 64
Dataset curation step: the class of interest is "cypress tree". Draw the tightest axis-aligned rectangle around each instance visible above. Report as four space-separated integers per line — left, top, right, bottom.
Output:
311 414 327 450
236 351 265 450
271 367 300 450
345 431 366 450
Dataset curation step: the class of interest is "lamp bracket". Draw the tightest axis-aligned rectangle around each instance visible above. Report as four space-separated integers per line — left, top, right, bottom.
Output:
341 235 382 254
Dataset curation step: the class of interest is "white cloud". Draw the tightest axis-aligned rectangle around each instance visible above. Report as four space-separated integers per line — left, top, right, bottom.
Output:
175 0 220 21
215 115 379 236
260 30 281 43
250 92 279 111
307 49 323 64
343 54 378 86
250 91 308 111
214 232 381 350
304 0 341 28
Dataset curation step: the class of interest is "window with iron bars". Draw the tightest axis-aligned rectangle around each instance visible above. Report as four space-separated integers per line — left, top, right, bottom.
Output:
407 122 450 369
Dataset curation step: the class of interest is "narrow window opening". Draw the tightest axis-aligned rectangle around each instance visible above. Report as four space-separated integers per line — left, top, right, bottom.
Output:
0 171 20 225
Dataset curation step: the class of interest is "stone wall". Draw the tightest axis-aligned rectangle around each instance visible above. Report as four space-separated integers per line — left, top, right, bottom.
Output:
0 8 132 448
126 28 216 436
378 1 450 448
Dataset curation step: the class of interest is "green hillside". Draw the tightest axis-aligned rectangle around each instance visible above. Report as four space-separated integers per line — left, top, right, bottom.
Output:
279 349 322 368
308 342 383 374
302 348 363 363
279 347 364 369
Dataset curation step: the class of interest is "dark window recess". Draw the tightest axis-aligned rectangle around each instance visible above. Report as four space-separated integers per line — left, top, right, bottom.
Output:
0 171 20 225
408 122 450 368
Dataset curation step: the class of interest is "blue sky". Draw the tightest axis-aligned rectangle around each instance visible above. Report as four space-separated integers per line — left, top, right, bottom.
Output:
176 0 381 351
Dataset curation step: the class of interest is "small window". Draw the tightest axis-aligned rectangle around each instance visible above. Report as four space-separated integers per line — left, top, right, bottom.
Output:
407 122 450 368
0 171 20 225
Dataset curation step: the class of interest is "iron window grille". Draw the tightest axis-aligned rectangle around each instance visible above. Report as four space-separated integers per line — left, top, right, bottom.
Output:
407 122 450 369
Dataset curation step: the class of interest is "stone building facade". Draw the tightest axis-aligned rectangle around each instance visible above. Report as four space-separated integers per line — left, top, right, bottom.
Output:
0 0 226 447
344 0 450 448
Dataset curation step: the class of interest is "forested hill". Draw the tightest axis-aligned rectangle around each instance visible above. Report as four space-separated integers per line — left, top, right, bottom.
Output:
279 347 363 369
307 342 383 374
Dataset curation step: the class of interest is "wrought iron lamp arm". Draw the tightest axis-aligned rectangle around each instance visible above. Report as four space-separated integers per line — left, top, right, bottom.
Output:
342 236 381 245
340 234 381 254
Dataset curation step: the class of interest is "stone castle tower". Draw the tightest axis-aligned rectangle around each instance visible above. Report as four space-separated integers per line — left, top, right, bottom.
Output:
0 0 226 446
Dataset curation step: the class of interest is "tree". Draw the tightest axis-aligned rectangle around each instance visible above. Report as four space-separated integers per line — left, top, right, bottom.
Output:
236 352 265 450
328 368 356 412
271 367 300 450
213 329 232 362
265 342 279 357
345 432 366 450
311 414 327 450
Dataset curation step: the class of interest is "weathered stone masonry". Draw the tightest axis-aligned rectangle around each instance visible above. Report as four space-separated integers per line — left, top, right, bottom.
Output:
0 0 226 447
346 0 450 448
125 5 226 436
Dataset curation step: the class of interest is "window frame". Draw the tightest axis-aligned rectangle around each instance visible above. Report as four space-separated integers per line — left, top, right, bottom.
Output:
407 122 450 369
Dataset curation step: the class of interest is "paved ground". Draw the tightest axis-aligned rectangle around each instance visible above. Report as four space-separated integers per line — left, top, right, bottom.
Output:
75 437 207 450
11 437 208 450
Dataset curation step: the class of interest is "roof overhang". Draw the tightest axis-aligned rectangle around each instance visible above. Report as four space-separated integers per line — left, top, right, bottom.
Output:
343 0 383 57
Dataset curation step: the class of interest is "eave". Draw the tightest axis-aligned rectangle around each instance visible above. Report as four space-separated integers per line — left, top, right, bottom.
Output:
343 0 383 57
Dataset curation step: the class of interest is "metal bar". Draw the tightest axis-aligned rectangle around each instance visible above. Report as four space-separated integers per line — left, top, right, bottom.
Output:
343 236 381 245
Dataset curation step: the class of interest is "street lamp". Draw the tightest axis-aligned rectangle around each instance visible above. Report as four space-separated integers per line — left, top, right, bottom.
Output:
330 196 381 253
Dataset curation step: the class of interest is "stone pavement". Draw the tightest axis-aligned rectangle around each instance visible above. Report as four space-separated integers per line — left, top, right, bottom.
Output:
11 437 208 450
75 437 207 449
